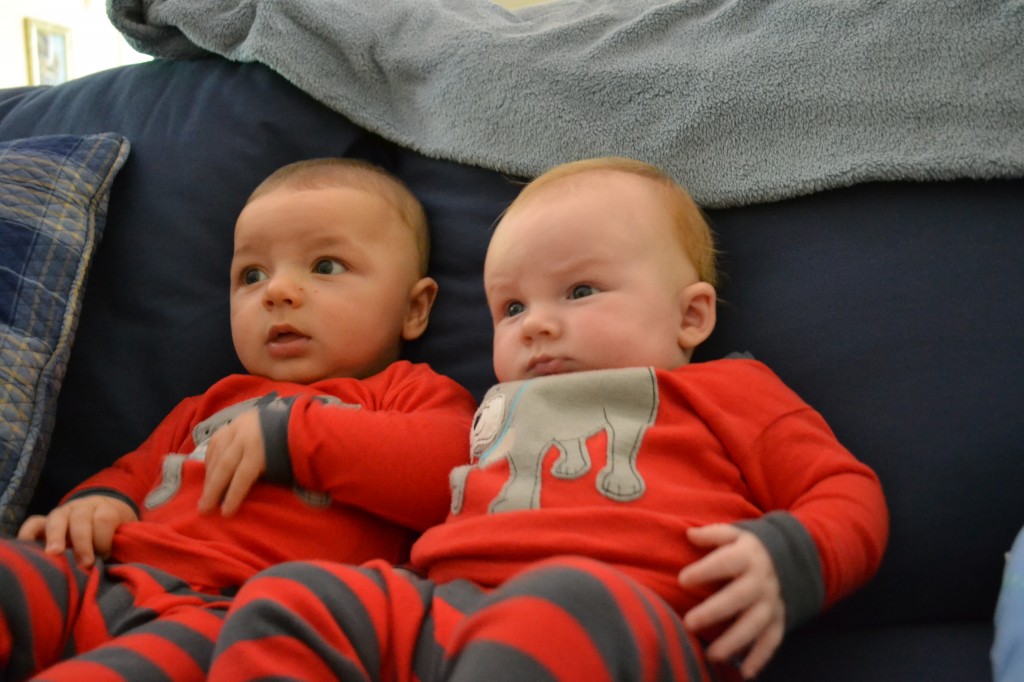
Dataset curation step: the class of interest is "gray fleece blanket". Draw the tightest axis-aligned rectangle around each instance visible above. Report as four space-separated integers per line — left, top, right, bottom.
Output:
108 0 1024 208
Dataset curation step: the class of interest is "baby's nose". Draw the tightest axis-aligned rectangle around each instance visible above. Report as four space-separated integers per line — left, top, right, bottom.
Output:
263 272 303 307
521 305 560 339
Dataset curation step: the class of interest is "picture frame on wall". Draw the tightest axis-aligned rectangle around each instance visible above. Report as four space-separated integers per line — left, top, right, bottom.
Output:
24 18 72 86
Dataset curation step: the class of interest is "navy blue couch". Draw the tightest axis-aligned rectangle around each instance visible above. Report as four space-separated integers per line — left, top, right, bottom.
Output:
1 58 1022 680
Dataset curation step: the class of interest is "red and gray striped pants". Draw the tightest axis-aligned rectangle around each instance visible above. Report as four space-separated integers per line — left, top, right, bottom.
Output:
210 555 737 682
0 539 230 681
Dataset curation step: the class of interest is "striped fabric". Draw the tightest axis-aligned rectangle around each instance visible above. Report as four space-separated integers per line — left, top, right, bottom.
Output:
0 538 229 680
0 133 130 536
210 557 738 681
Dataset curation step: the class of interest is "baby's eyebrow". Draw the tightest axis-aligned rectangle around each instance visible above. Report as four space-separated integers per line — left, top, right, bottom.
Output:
231 245 258 261
231 237 269 261
303 232 354 250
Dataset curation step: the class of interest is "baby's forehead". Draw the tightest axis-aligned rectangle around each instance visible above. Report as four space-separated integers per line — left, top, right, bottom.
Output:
525 167 653 200
497 172 670 237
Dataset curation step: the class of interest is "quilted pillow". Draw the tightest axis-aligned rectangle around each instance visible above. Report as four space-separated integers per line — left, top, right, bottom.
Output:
0 133 129 536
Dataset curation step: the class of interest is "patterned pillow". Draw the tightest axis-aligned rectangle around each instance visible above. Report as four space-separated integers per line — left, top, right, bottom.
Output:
0 133 130 536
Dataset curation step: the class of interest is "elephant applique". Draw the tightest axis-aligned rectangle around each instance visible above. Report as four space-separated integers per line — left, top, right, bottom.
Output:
450 367 659 514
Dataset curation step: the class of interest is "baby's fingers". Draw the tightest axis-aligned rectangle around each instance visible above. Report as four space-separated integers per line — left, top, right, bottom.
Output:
90 501 131 559
702 596 775 662
199 447 236 514
679 527 745 587
683 569 757 632
736 621 784 680
687 523 742 548
41 509 72 555
16 515 48 542
219 461 261 517
66 506 98 568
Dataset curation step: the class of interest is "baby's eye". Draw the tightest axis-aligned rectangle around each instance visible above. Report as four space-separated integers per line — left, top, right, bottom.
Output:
313 258 346 275
505 301 525 318
570 284 596 300
241 268 267 286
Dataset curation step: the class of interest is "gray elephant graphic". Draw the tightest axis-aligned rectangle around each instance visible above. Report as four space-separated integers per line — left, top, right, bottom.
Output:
450 367 659 514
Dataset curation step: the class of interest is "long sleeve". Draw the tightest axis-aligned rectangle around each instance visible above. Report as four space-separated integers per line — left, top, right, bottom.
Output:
737 404 889 611
264 361 476 531
680 360 889 612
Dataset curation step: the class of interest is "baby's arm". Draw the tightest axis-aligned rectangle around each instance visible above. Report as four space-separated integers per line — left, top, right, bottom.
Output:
17 495 138 568
198 365 476 527
678 524 785 680
271 368 476 530
675 363 888 677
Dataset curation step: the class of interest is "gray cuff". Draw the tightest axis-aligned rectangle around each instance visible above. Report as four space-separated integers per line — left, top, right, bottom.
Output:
64 488 140 518
257 395 296 486
735 510 824 630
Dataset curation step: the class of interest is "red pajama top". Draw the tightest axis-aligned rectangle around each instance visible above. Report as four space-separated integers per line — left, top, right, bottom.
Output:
411 359 889 627
65 360 475 591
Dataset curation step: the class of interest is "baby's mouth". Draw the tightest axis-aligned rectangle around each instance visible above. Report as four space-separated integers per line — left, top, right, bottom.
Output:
266 326 310 358
267 325 308 344
528 356 570 377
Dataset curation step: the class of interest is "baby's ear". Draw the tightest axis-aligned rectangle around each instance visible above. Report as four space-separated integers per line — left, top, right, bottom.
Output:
677 281 717 351
402 276 439 341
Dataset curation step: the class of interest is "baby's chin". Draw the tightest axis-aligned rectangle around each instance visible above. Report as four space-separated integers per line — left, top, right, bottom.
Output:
255 363 333 385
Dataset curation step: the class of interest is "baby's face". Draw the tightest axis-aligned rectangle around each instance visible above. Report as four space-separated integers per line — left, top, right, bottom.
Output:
484 171 703 383
229 185 424 383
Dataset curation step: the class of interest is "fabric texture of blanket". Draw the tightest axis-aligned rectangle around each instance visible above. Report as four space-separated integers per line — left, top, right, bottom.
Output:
108 0 1024 208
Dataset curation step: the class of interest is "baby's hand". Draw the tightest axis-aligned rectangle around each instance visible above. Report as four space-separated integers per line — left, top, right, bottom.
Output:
16 495 137 568
198 409 266 516
678 524 785 679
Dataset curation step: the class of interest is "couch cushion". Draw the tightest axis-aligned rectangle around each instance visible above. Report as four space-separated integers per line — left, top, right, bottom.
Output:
0 133 129 534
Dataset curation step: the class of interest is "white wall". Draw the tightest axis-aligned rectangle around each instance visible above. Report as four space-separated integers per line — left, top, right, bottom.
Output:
1 0 149 88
